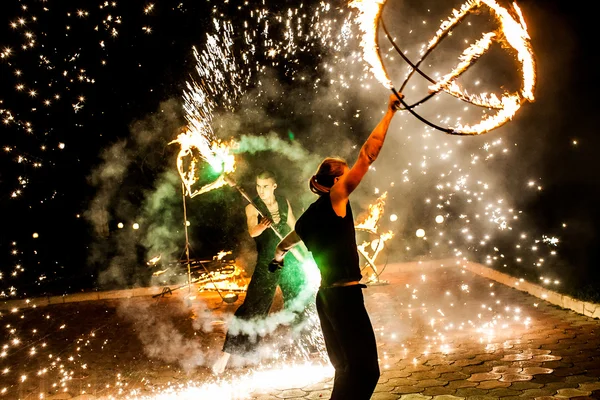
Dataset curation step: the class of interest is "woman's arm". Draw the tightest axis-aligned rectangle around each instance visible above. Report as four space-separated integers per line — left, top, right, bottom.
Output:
273 230 302 263
330 94 401 216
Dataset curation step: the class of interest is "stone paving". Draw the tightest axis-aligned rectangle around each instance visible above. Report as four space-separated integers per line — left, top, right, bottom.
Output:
1 260 600 399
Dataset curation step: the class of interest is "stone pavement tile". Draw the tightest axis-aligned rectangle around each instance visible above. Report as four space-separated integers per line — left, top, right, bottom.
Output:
499 374 533 382
555 388 593 398
375 383 401 393
502 353 533 361
541 342 564 350
430 396 464 400
392 386 424 395
565 375 599 384
555 366 588 377
492 366 522 374
254 395 280 400
452 359 485 367
404 364 435 373
486 388 522 397
381 369 413 379
454 387 490 397
476 380 510 389
543 360 574 369
424 358 452 367
514 360 544 368
577 360 600 370
371 393 402 400
468 372 502 382
421 386 457 396
410 371 441 380
458 397 495 400
521 367 554 375
508 381 543 390
432 365 462 374
414 379 448 388
482 359 506 368
397 395 432 400
275 389 307 398
305 390 332 399
519 388 559 397
386 377 419 387
586 369 600 378
438 372 469 381
473 353 498 362
446 380 478 389
532 354 563 362
461 365 493 374
543 381 580 391
580 382 600 392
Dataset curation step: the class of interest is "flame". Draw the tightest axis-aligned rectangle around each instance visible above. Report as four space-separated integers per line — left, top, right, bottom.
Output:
197 263 247 293
349 0 393 89
426 0 481 51
355 192 387 232
428 32 496 94
355 193 394 278
147 255 161 266
170 128 236 198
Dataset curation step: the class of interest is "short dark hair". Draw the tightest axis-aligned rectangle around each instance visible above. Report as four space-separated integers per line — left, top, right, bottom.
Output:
256 170 277 182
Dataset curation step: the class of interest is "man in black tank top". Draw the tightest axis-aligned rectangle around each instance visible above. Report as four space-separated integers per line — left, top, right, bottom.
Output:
212 171 306 374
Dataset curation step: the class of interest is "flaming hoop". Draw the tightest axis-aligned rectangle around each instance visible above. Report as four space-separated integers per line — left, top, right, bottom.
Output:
350 0 536 135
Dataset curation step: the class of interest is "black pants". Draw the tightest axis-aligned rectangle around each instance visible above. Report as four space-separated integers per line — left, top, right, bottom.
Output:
223 257 305 354
316 285 380 400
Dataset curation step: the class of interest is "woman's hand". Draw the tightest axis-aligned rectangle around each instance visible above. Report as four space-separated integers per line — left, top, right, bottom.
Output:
388 93 403 113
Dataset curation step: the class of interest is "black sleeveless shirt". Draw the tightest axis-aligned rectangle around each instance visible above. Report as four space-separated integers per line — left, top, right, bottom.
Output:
253 195 290 262
295 193 361 287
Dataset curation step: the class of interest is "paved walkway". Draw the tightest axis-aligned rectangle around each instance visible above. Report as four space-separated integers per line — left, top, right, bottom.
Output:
2 261 600 399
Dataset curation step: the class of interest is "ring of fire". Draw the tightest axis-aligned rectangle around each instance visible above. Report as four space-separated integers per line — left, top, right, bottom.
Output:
350 0 537 135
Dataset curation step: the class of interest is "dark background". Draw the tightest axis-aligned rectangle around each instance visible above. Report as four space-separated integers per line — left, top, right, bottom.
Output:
1 0 598 300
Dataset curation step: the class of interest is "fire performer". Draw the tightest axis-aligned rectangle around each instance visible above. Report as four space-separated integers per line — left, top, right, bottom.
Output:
213 171 306 374
270 94 401 399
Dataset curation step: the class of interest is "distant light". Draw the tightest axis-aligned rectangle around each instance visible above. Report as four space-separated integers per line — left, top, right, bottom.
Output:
132 223 140 230
186 220 191 226
117 222 124 229
32 233 39 239
435 215 444 224
58 143 65 149
416 229 425 238
390 214 398 222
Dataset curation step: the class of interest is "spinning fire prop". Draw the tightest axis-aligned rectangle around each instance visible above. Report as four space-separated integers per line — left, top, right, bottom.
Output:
356 192 395 284
350 0 536 135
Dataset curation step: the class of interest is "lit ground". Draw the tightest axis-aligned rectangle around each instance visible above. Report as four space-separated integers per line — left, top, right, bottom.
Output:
2 261 600 399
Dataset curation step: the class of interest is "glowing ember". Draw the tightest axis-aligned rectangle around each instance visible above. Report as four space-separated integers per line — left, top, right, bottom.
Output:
356 192 388 232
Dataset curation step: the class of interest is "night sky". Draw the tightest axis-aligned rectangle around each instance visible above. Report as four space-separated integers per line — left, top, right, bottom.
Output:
1 0 598 300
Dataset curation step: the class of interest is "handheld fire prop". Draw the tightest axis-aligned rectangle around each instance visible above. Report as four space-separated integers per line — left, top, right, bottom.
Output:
355 192 394 284
350 0 536 135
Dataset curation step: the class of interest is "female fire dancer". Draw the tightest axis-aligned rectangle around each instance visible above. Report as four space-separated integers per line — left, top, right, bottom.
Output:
270 93 401 399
